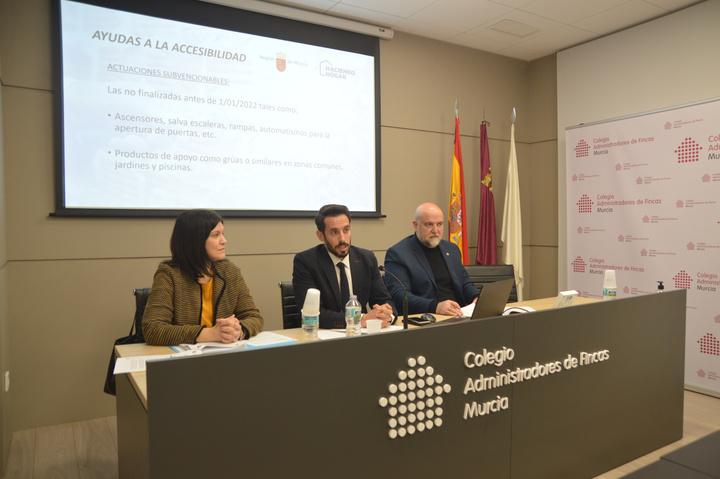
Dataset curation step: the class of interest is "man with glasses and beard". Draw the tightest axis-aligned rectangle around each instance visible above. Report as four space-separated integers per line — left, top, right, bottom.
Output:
293 204 396 329
384 203 479 316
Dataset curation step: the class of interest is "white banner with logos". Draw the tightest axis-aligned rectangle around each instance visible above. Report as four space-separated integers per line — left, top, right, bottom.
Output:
566 98 720 395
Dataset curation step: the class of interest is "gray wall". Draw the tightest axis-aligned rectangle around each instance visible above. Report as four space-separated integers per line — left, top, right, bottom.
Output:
0 0 559 459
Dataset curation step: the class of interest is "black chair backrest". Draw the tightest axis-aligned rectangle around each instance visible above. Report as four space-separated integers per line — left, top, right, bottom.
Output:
133 287 151 342
278 281 301 329
464 264 518 303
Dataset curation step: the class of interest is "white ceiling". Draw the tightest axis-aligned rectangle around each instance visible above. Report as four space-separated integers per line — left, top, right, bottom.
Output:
231 0 704 61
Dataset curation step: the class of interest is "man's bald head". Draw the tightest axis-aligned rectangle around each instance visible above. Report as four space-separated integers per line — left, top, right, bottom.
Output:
413 203 444 248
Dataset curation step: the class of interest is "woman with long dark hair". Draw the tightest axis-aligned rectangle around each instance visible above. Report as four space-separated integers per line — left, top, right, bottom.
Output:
142 209 263 346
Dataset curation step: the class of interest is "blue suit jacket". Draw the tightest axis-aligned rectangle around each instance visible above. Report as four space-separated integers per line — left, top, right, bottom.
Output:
384 234 479 314
293 244 395 329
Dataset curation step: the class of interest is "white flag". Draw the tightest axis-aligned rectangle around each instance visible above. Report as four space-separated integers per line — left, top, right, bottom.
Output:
501 123 524 300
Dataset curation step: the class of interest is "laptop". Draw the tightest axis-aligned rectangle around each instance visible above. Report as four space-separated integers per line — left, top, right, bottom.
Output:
443 278 515 323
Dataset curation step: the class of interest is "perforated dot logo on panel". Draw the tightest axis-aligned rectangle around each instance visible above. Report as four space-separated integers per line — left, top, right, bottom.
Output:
673 270 693 289
698 333 720 356
572 256 587 273
574 140 589 158
577 194 593 213
378 356 451 439
674 137 702 163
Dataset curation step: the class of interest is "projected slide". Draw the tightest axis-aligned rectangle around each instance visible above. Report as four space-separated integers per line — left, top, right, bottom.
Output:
59 0 377 213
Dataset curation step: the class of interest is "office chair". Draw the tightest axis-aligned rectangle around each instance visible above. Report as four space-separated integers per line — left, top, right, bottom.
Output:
464 264 518 303
104 287 151 396
278 281 301 329
132 287 151 342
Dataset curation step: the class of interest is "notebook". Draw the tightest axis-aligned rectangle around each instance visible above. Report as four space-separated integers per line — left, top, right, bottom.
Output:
443 278 515 323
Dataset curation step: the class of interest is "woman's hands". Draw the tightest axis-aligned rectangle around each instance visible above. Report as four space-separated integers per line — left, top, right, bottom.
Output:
197 315 244 343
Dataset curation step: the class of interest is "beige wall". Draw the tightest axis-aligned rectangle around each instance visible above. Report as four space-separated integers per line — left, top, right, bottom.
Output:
0 41 10 472
526 55 559 299
0 0 558 438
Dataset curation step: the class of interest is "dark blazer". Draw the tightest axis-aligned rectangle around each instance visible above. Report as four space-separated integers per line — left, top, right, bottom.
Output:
293 244 395 329
384 234 479 314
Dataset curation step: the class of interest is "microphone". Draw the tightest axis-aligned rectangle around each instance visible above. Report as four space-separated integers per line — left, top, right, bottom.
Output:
379 265 409 329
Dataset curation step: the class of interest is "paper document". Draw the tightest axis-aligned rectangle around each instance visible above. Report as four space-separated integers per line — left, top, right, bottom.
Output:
459 303 536 317
114 349 215 374
245 331 297 348
114 356 161 374
114 333 299 375
460 303 475 317
320 325 402 338
503 306 536 315
318 330 346 340
176 341 248 352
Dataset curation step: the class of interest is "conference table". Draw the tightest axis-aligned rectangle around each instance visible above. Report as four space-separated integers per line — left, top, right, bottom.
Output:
115 292 685 479
117 296 597 404
116 296 598 408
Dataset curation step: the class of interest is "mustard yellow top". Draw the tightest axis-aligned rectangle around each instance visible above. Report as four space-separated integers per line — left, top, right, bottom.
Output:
200 277 214 328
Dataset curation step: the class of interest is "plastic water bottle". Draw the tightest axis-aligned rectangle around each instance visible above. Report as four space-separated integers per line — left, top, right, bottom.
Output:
602 269 617 301
345 296 361 337
302 288 320 341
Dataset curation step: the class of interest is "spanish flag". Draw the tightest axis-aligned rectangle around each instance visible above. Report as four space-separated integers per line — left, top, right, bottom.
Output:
449 111 469 265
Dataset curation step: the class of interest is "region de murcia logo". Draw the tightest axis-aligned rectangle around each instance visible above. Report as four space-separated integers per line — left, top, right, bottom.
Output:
276 52 286 72
574 140 589 158
378 356 451 439
674 137 702 163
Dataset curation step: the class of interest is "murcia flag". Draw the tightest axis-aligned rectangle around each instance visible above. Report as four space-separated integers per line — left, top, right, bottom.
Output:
476 121 497 265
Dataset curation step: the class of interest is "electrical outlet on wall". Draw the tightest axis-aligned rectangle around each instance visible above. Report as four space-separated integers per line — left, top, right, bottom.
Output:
4 371 8 392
